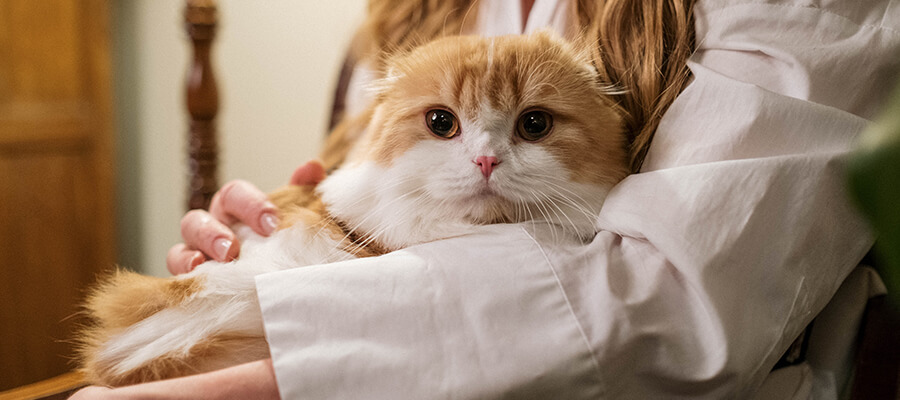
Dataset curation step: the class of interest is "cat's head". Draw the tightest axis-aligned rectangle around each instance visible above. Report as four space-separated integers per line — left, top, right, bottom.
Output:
319 31 630 249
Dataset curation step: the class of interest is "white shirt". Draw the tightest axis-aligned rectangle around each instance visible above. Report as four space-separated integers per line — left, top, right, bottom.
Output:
256 0 900 398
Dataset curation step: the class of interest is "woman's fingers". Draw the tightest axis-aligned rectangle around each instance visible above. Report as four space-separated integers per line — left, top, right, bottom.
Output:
167 163 324 276
179 209 240 262
209 180 280 237
166 244 207 275
289 160 326 186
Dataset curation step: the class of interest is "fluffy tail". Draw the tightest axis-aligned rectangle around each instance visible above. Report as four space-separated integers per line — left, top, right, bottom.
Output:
77 269 268 386
83 270 202 331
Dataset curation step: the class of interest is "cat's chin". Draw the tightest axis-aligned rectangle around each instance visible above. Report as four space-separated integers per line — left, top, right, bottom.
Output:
455 193 513 222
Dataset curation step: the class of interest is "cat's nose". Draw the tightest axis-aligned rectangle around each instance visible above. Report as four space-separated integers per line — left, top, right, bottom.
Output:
474 156 500 179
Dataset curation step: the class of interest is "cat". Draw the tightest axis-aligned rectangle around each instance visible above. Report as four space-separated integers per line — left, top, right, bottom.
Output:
77 30 630 386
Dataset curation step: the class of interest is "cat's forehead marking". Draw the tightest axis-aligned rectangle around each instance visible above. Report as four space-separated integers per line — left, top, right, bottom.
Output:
450 41 526 120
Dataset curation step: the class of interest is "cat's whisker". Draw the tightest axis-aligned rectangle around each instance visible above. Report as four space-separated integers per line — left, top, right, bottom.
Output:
541 196 571 242
533 180 599 220
502 177 591 220
527 189 558 243
542 194 582 239
527 173 604 210
522 198 538 237
515 198 524 224
547 195 597 234
341 222 388 258
532 182 604 234
530 182 594 241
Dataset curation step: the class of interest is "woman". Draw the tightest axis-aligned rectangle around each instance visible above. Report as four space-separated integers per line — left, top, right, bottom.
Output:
74 0 899 398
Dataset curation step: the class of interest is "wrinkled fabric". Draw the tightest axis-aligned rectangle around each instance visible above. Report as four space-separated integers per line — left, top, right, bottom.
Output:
256 0 900 398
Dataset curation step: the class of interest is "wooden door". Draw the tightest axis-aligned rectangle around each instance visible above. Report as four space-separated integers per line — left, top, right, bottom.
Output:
0 0 116 390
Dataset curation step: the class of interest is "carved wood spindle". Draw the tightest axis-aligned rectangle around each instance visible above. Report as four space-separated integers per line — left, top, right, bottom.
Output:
185 0 219 210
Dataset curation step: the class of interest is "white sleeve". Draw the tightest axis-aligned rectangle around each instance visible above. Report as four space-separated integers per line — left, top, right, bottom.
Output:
256 0 900 398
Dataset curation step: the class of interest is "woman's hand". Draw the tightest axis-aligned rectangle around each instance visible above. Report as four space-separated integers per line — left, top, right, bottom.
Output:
166 160 326 274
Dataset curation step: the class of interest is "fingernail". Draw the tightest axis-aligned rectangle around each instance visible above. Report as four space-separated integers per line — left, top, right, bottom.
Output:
189 253 206 270
214 238 233 261
260 212 279 235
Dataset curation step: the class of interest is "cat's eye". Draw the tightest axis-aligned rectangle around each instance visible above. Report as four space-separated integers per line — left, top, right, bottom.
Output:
425 109 459 139
517 110 553 141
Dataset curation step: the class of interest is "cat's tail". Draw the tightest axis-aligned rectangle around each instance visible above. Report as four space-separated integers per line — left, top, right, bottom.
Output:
76 270 198 385
83 270 203 332
76 269 268 386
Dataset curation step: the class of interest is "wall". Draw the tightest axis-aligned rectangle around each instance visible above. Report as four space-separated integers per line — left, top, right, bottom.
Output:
111 0 366 276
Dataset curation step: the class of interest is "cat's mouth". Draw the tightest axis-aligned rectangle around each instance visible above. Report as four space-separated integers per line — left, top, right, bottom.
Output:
458 189 516 225
475 184 498 197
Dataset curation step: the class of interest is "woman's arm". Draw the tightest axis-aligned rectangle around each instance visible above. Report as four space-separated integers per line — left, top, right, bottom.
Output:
252 1 900 398
69 359 279 400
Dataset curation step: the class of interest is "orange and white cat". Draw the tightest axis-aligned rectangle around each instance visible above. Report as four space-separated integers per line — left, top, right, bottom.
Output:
78 31 629 386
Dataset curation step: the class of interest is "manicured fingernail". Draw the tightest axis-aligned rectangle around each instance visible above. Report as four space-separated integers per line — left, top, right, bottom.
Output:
260 212 279 235
214 238 232 261
189 253 205 270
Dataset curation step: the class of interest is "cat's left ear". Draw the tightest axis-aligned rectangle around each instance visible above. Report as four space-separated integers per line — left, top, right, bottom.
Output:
557 30 627 97
532 29 601 82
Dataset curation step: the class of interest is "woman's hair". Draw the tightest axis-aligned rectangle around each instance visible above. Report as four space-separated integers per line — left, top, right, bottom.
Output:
351 0 696 172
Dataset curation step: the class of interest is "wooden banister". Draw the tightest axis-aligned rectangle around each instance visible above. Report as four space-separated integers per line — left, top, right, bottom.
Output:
184 0 219 210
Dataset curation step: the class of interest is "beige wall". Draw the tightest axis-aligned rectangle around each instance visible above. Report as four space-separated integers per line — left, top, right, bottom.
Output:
112 0 366 276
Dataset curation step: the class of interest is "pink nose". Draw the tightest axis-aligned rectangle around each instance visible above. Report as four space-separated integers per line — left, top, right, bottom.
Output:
474 156 500 179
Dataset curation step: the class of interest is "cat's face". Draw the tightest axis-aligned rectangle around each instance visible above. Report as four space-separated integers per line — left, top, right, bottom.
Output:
320 32 630 249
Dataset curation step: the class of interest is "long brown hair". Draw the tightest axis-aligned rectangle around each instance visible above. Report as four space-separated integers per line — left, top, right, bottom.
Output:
347 0 695 172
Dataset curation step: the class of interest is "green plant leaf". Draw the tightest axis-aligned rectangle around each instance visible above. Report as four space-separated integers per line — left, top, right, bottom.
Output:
847 79 900 308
